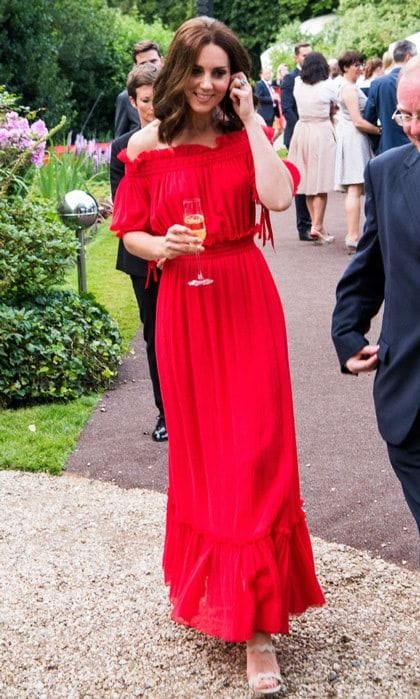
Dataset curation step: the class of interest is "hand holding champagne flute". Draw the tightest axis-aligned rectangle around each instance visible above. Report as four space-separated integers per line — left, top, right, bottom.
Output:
183 198 213 287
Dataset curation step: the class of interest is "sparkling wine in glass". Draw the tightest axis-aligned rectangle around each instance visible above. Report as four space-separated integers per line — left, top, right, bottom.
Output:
183 198 213 287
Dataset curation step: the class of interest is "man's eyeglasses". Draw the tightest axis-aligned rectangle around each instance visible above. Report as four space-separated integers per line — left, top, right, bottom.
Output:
392 110 420 127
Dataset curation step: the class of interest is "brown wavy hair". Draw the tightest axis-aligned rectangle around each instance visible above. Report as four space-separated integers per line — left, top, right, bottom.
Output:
300 51 329 85
338 50 363 75
153 16 251 144
364 58 383 80
126 64 160 99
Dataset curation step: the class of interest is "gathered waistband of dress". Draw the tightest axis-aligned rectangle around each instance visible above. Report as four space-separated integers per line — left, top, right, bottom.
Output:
191 235 256 259
299 116 330 123
147 236 256 285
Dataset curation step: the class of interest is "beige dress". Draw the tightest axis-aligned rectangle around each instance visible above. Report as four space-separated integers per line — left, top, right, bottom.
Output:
334 82 373 190
288 78 337 195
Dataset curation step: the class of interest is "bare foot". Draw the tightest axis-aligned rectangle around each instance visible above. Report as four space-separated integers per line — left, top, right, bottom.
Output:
246 632 283 695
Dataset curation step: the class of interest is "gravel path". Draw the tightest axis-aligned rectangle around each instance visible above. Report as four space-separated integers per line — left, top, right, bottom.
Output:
1 471 419 698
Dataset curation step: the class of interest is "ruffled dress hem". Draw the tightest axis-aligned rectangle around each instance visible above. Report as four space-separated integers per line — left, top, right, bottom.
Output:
163 502 325 643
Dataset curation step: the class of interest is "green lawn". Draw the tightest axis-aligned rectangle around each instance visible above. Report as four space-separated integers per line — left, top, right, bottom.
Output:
0 396 98 474
0 220 140 475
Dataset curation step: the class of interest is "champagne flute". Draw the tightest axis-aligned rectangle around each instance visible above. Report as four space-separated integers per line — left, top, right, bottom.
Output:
183 198 213 287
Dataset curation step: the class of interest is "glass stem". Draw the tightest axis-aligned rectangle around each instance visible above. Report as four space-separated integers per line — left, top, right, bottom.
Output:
195 250 203 280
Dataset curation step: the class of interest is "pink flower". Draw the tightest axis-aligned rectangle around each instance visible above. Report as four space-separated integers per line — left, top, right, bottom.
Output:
31 119 48 138
0 110 49 171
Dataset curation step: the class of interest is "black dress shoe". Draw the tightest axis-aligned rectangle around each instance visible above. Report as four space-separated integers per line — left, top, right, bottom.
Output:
152 414 168 442
299 233 313 241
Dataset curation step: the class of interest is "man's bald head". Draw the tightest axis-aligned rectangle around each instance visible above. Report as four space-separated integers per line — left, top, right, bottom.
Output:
397 55 420 150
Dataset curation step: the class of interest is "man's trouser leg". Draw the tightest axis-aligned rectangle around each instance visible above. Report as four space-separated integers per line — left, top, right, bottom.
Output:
387 412 420 531
131 276 163 416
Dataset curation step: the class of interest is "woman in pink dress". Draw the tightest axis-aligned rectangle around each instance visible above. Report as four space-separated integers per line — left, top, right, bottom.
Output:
288 52 338 244
111 16 324 696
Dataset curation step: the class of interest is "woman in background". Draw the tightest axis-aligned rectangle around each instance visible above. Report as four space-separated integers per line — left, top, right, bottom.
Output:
334 50 381 253
357 57 384 96
271 63 289 138
288 51 337 244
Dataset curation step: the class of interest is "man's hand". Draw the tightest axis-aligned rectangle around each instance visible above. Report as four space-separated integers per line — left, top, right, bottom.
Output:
345 344 379 375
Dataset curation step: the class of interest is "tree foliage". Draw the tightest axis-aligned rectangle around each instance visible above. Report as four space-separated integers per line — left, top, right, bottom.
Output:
326 0 419 58
269 0 419 70
213 0 338 75
134 0 193 31
0 0 172 137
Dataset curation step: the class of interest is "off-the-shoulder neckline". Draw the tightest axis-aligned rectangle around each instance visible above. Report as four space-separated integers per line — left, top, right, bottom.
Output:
124 129 246 163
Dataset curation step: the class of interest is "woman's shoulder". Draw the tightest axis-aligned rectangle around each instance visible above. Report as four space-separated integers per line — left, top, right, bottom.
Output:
341 80 356 93
323 78 338 95
341 81 359 103
127 119 160 160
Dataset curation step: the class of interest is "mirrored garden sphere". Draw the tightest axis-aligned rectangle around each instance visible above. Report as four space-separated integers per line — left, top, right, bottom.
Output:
57 190 98 229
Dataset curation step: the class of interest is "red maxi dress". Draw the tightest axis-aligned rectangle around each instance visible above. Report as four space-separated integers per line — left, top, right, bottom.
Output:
111 129 325 642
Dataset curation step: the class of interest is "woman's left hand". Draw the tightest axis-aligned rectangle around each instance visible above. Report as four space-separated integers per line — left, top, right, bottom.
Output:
229 73 255 124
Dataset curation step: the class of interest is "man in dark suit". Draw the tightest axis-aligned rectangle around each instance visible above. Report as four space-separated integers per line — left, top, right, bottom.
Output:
364 39 417 153
281 42 312 241
332 56 420 529
114 40 163 138
111 63 167 442
254 67 279 126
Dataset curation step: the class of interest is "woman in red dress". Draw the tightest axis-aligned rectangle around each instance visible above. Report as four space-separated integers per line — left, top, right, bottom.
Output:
111 16 324 696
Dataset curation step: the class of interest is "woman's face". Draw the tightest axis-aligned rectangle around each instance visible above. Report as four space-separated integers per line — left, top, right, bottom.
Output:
346 61 363 82
185 43 231 114
132 85 155 126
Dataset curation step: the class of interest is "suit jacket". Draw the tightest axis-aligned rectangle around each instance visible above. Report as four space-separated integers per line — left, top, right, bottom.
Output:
332 144 420 445
280 67 300 149
110 128 148 277
254 80 277 126
114 90 140 139
363 67 410 154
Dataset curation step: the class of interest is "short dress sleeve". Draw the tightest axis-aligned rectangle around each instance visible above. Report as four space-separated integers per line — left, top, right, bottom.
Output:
109 150 150 238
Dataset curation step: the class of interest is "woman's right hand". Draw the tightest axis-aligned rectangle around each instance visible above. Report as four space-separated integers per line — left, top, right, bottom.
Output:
156 224 204 262
229 73 255 124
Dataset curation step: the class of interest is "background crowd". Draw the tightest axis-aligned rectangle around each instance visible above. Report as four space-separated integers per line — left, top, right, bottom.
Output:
254 38 417 253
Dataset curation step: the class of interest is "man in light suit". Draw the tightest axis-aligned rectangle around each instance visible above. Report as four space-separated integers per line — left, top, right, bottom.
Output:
332 56 420 529
364 39 417 153
114 40 163 138
281 42 312 241
254 67 279 126
111 64 167 442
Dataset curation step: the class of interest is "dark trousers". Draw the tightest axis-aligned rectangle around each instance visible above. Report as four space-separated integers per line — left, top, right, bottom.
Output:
387 411 420 531
131 275 163 416
295 193 312 238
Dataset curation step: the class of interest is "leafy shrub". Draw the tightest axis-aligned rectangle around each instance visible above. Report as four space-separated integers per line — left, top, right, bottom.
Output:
0 290 122 407
0 196 78 301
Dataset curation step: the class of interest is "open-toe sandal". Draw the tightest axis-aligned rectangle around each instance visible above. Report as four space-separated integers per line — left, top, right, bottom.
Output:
247 643 286 696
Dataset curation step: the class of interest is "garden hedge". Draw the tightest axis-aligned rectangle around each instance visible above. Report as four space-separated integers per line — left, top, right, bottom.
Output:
0 196 77 301
0 290 121 406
